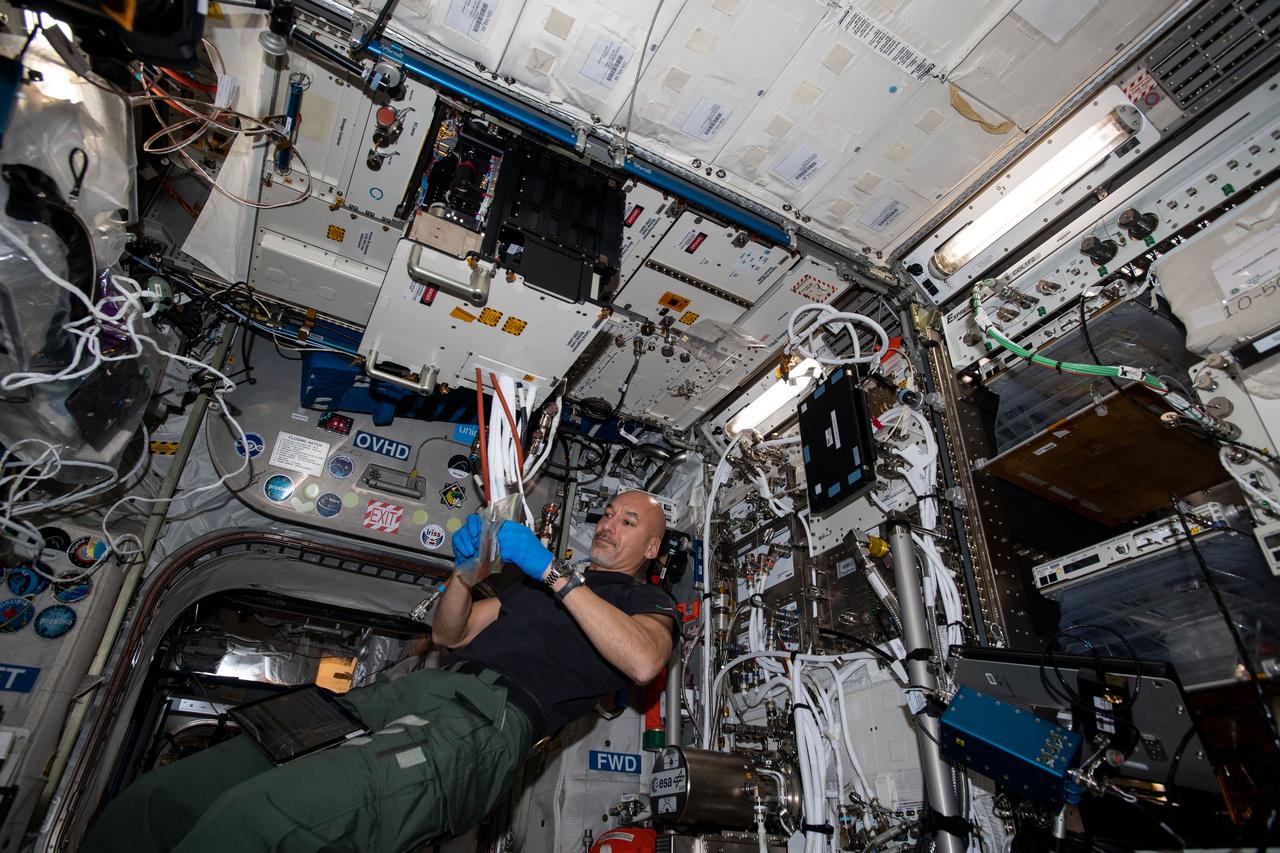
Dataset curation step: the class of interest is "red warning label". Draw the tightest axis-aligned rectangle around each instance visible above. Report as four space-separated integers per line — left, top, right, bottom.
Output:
683 232 708 253
624 205 644 227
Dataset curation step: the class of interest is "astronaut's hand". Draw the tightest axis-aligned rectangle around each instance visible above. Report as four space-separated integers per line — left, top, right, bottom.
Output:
496 521 553 581
451 514 483 563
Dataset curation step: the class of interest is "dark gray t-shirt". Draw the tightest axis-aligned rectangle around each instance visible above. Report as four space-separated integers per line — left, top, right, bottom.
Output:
451 569 678 734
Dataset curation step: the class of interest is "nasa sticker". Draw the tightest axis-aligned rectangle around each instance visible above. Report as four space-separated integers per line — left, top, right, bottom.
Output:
263 474 295 503
446 455 472 479
315 493 343 518
235 432 265 458
53 574 92 603
7 566 48 597
420 524 446 550
328 455 355 479
0 597 35 633
35 604 76 639
67 536 108 570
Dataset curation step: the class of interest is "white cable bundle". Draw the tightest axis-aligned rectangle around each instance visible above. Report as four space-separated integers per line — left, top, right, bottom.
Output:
700 433 744 747
786 303 891 367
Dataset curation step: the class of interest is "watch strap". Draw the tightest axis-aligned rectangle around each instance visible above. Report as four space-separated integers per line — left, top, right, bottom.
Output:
555 572 585 601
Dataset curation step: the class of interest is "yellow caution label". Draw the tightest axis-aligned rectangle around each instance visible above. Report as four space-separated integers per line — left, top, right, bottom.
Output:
150 440 180 455
679 311 699 326
207 1 224 17
502 316 527 336
450 307 477 323
659 292 691 311
478 307 502 327
326 224 346 242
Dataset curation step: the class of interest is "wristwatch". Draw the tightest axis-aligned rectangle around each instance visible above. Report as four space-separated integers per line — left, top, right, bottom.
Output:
544 558 585 601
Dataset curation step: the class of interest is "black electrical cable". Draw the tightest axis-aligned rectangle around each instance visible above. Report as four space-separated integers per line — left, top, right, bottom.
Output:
1170 494 1280 763
613 347 644 416
352 0 400 53
1078 294 1138 403
814 626 896 664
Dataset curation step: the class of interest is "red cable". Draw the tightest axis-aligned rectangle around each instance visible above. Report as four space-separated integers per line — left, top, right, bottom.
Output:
475 367 491 504
490 371 525 472
160 67 217 94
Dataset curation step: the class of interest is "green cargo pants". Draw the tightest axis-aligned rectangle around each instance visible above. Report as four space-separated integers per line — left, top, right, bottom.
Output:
80 668 534 853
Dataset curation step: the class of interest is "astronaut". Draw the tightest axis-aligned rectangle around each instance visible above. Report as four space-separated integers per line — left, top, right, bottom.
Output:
81 490 677 852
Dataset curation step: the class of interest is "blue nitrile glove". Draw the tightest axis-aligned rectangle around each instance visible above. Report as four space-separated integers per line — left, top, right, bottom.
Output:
496 521 554 581
451 514 483 563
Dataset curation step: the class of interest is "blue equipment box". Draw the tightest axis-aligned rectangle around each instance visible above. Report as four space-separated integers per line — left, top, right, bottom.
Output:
940 685 1081 803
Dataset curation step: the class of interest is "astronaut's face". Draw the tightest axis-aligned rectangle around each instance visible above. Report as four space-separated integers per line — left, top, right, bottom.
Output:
589 492 666 574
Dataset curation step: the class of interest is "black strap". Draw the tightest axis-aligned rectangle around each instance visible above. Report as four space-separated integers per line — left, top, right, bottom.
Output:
921 808 971 843
905 647 933 662
801 822 835 836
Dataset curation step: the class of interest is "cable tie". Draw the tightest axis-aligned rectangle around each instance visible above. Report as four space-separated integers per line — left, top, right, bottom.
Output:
800 822 835 836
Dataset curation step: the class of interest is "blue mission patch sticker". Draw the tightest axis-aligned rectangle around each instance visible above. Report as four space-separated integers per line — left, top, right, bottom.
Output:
35 604 76 639
316 493 343 518
263 474 295 502
235 432 265 458
328 455 355 479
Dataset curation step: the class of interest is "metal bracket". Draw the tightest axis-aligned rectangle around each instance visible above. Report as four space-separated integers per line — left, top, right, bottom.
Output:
407 243 494 306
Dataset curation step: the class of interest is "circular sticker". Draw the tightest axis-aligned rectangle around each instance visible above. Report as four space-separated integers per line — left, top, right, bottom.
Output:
41 526 71 558
235 432 265 458
263 474 295 502
420 524 446 550
68 536 108 570
53 573 92 603
7 566 48 597
316 493 343 518
0 597 35 633
329 455 355 479
447 454 472 479
35 604 77 639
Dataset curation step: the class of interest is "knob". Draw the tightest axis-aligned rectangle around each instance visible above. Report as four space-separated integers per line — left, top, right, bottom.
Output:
1080 236 1118 265
1118 208 1158 239
366 150 386 171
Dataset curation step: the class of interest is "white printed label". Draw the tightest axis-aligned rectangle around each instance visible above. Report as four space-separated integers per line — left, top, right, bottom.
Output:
1211 220 1280 301
657 797 677 814
444 0 494 41
859 196 907 233
836 557 858 578
681 98 731 141
837 8 937 80
773 146 823 188
1032 441 1057 457
269 432 331 477
581 36 633 89
650 767 687 796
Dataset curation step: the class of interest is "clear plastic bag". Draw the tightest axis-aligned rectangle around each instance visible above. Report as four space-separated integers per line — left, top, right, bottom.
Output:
456 493 522 585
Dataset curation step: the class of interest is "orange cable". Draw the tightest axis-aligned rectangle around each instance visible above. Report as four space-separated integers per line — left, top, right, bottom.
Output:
475 367 491 504
490 371 524 472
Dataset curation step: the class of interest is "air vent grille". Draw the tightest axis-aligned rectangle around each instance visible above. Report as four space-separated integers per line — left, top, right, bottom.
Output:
1145 0 1279 114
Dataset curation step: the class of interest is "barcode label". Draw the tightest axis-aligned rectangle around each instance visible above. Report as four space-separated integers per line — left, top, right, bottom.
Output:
837 8 937 81
773 145 823 188
444 0 494 41
581 36 633 89
858 196 907 233
681 98 731 141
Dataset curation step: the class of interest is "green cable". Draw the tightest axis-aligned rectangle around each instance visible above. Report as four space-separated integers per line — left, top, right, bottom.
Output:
970 281 1168 392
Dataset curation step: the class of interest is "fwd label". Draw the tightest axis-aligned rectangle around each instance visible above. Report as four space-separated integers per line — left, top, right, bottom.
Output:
588 750 641 774
353 431 411 460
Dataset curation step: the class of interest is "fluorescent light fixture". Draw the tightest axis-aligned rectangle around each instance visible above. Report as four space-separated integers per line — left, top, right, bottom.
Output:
725 358 823 437
930 105 1142 278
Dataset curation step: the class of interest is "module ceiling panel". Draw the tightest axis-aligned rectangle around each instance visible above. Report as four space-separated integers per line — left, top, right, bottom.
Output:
390 0 1183 256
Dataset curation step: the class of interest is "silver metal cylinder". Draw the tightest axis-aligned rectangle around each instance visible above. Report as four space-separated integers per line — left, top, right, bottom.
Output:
888 519 964 853
665 645 682 745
